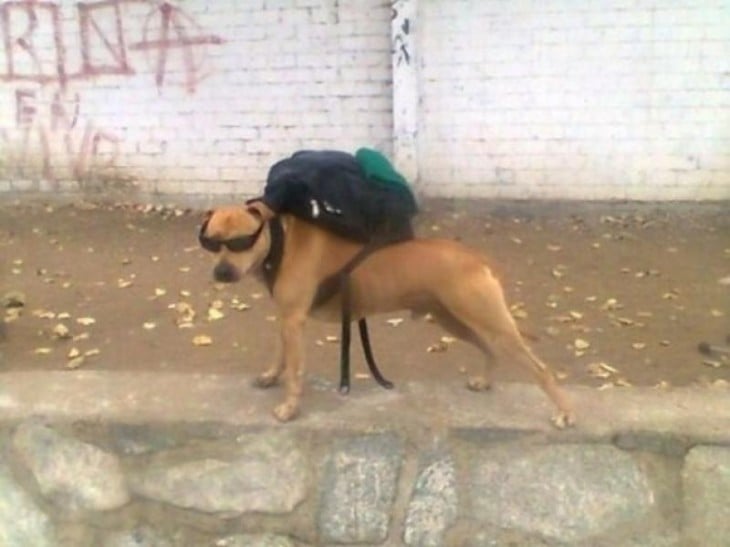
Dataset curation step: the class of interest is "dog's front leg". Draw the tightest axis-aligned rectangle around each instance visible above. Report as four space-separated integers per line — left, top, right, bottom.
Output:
272 311 306 422
254 332 285 389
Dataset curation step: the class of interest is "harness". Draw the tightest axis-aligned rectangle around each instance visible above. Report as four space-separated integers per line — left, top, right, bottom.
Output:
259 215 395 393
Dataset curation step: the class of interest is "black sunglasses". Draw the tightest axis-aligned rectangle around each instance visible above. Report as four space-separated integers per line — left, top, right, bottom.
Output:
198 220 264 253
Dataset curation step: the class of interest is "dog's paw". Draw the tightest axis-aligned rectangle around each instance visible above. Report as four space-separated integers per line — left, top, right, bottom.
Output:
466 376 492 392
551 410 576 429
273 401 299 422
254 372 280 389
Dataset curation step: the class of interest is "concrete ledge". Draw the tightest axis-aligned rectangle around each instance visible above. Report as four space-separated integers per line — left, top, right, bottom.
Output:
1 371 729 440
0 372 729 546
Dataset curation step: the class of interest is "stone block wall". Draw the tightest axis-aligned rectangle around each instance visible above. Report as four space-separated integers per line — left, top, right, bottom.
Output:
2 419 729 546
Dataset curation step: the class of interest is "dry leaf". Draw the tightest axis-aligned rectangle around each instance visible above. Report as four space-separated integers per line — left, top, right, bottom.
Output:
710 309 725 317
76 317 96 326
84 349 100 357
175 302 196 327
702 359 723 369
574 338 591 350
34 347 52 355
68 347 81 359
427 342 448 353
510 303 528 319
547 244 562 252
616 317 635 326
586 362 611 379
52 323 71 340
208 307 225 321
193 335 212 347
632 342 646 350
153 288 167 297
386 318 404 327
601 298 622 311
66 356 85 369
325 335 339 343
143 322 157 330
117 278 134 288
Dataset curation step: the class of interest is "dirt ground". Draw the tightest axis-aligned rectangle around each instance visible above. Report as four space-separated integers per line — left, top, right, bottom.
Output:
1 198 728 392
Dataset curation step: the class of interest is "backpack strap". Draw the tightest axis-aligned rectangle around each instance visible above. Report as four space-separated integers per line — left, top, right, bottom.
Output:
261 217 285 294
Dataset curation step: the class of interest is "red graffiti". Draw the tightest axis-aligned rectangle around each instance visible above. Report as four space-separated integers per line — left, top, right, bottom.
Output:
133 2 224 92
1 2 66 85
78 0 132 77
9 87 119 183
0 0 223 91
1 1 223 183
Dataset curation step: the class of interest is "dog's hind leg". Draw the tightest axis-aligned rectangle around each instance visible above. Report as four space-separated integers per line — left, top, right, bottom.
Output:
437 266 575 428
488 331 574 428
430 306 497 392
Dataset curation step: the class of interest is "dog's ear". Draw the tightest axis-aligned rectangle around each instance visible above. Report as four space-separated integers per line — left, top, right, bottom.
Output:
246 200 275 222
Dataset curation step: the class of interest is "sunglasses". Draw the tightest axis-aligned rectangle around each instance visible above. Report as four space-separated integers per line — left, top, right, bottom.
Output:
198 220 264 253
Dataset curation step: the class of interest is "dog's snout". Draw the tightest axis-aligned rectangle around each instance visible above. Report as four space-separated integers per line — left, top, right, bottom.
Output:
213 261 239 283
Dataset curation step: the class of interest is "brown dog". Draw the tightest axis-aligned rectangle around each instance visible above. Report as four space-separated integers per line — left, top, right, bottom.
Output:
199 202 575 428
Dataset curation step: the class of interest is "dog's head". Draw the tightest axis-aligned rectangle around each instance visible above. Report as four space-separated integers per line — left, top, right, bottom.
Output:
198 201 275 283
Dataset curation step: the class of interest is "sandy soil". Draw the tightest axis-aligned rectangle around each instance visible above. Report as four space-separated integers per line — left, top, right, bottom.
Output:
1 198 728 392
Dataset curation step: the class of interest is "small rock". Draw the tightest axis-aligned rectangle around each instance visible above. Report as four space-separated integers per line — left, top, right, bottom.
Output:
467 444 653 542
12 422 130 512
319 434 403 543
404 456 458 546
129 432 307 515
683 446 730 546
0 464 55 547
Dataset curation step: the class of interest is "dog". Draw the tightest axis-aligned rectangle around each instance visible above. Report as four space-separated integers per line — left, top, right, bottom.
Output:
199 202 575 428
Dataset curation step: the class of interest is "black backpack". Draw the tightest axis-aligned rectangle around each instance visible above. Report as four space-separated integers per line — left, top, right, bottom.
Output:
262 149 417 244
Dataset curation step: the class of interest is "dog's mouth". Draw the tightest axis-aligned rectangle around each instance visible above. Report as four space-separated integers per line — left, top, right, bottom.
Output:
213 261 240 283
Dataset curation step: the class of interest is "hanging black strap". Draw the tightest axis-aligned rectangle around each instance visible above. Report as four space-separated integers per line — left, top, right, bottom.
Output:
335 242 396 394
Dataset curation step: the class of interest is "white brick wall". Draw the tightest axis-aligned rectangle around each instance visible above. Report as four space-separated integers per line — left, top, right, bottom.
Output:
0 0 728 200
417 0 730 199
0 0 393 196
